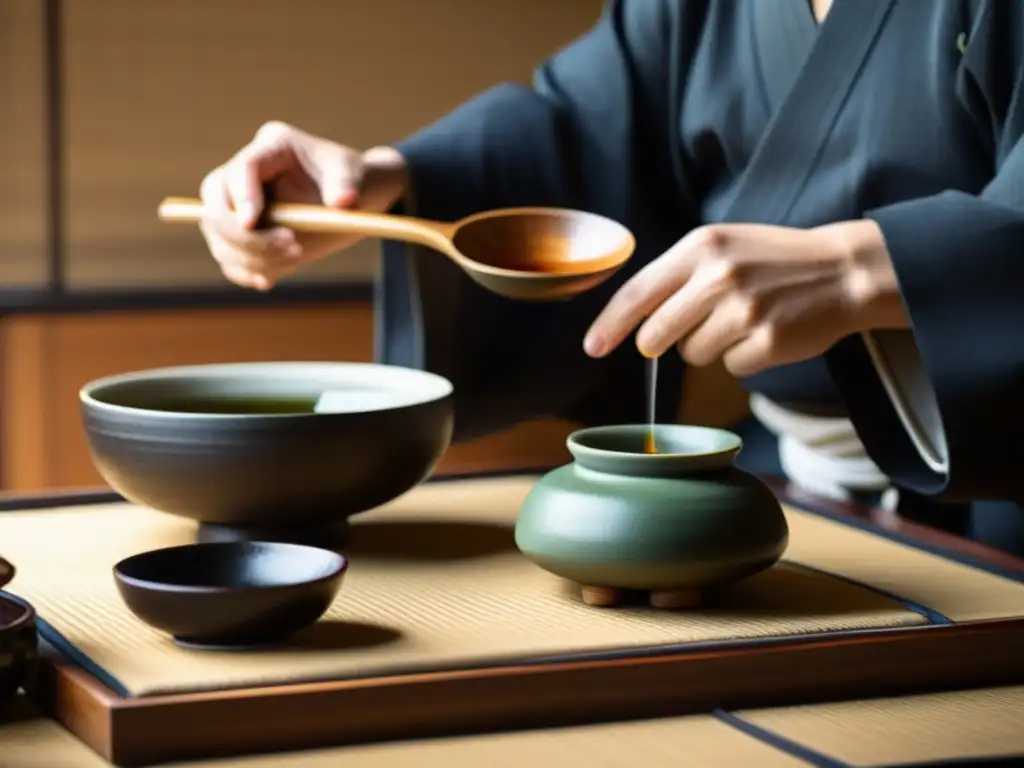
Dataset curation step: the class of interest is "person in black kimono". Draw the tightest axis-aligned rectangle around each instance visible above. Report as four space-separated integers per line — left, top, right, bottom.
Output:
196 0 1024 554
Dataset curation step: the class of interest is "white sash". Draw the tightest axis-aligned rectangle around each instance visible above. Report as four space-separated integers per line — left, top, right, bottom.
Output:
749 393 899 511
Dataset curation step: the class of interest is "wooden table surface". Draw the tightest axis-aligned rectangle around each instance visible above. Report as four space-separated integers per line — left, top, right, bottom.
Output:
2 473 1023 767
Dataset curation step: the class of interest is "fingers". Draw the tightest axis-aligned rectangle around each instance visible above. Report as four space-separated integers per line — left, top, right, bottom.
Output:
199 169 232 218
197 122 378 292
201 228 301 291
585 227 727 358
674 294 755 366
199 166 303 290
583 263 678 356
635 265 726 358
225 261 300 292
198 220 285 291
220 262 272 292
254 120 362 209
223 150 265 229
585 221 846 375
199 156 299 250
303 140 361 209
225 122 300 227
722 329 775 377
583 239 694 358
198 121 344 291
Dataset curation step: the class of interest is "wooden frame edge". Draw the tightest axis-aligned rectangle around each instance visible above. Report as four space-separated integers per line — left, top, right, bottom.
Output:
34 619 1024 766
8 473 1023 765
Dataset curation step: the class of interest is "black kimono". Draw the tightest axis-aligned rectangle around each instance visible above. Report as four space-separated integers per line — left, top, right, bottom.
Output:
377 0 1024 550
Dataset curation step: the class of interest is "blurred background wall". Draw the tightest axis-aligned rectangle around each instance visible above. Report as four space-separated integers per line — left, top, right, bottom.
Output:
0 0 747 493
0 0 605 492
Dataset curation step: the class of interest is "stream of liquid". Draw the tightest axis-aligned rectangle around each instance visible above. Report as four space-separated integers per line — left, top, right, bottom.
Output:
644 356 658 454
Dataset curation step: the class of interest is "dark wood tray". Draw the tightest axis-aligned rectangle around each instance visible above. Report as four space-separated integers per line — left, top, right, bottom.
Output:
3 475 1023 768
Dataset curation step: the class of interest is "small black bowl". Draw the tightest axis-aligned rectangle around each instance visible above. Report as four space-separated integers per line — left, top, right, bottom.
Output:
113 542 347 649
0 592 38 715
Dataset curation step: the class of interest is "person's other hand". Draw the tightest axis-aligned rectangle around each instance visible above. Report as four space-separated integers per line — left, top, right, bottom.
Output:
198 121 409 290
583 220 908 376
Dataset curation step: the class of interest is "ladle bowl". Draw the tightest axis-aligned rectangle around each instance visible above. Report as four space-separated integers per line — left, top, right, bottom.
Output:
158 198 636 301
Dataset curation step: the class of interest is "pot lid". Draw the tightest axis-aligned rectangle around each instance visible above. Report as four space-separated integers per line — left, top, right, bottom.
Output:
0 556 13 590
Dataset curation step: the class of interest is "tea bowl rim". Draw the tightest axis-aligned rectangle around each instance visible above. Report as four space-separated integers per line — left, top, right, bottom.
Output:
113 541 348 596
0 591 36 634
567 424 744 460
0 557 12 591
79 361 454 420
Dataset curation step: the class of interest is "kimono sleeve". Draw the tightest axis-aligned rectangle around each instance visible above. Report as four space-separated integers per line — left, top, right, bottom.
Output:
825 35 1024 501
376 0 706 442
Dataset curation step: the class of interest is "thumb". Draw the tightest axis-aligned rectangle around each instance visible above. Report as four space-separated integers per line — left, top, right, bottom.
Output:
308 143 361 209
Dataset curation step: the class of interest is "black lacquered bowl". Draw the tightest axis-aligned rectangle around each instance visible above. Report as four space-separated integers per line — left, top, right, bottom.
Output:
114 541 348 649
0 592 38 715
80 362 454 547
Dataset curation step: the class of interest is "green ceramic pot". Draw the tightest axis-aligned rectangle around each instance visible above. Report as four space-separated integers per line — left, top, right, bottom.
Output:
515 425 788 600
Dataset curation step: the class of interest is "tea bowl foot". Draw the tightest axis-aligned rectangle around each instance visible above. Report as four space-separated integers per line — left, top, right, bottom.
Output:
649 587 703 610
196 519 349 550
579 586 624 607
173 634 290 652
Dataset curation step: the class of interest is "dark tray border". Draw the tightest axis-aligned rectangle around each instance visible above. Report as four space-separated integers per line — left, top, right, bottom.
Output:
1 470 1022 767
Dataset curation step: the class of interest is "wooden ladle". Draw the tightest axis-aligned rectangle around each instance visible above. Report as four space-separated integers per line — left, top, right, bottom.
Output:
158 198 636 301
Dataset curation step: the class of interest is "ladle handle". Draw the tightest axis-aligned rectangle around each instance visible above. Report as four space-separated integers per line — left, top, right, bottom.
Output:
158 197 455 251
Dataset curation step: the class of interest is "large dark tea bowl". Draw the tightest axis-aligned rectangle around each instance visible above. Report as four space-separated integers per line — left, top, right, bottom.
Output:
80 362 454 545
0 581 39 714
113 542 347 649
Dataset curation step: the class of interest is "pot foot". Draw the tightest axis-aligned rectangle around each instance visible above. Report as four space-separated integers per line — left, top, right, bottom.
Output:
579 586 624 607
649 587 702 610
578 585 704 609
